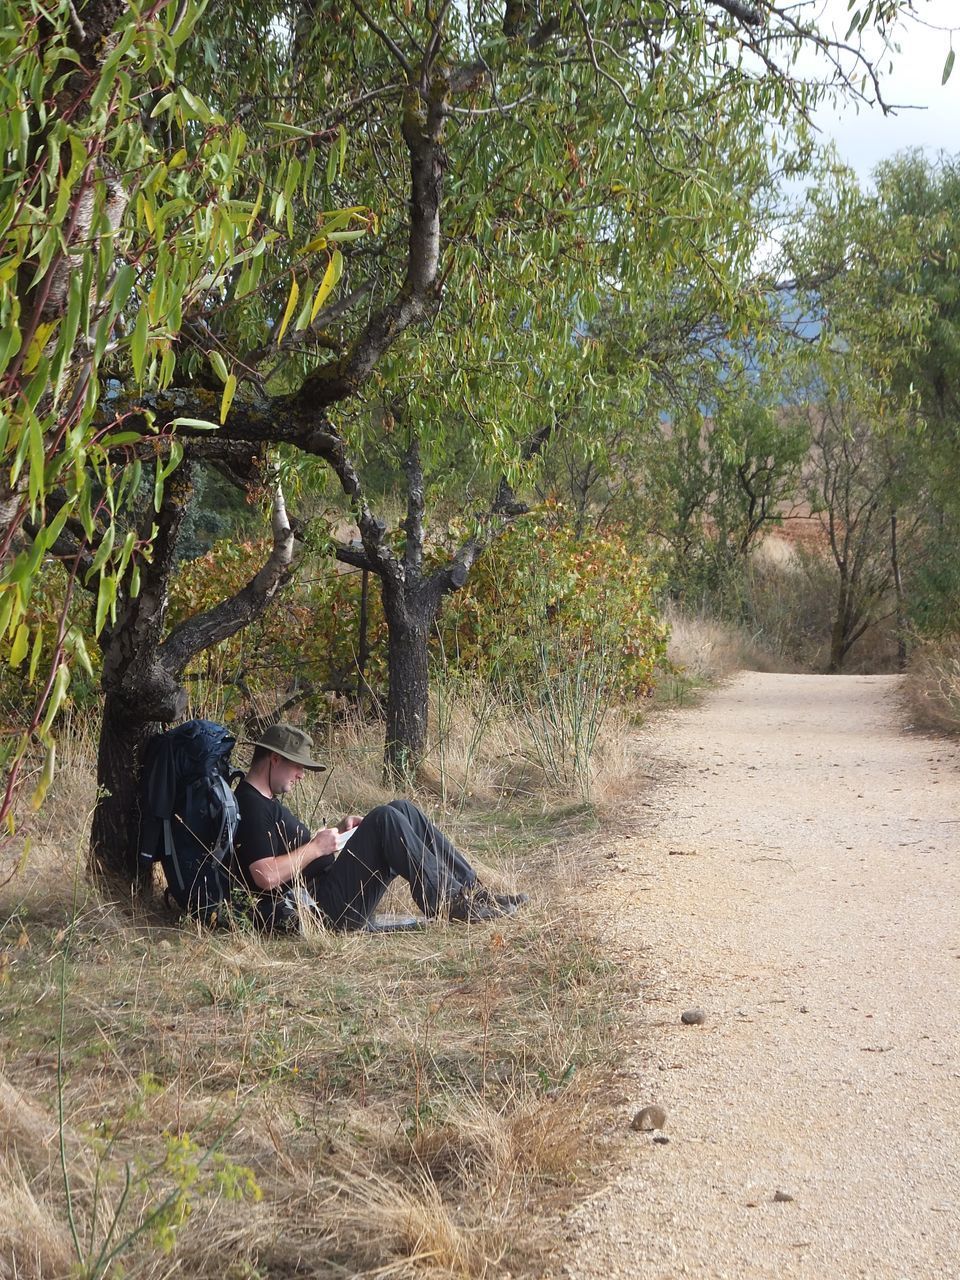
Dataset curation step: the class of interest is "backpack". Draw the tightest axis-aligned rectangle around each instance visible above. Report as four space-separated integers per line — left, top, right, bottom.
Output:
138 719 241 926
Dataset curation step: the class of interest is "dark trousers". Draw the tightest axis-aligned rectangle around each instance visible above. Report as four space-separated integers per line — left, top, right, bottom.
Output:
302 800 476 929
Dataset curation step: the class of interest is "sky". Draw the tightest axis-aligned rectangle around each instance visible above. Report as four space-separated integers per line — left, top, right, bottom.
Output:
806 0 959 185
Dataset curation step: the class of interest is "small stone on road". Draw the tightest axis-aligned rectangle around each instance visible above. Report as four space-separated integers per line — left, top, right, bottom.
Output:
631 1104 668 1131
681 1008 706 1025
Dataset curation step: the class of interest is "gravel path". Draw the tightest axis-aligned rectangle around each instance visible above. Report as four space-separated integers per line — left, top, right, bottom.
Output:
561 672 960 1280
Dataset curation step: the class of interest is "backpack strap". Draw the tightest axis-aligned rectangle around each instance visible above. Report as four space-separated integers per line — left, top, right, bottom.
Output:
163 818 186 895
210 774 240 864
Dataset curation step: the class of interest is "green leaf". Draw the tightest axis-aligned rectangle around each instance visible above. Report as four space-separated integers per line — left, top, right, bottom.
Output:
9 622 29 668
98 431 146 448
88 23 138 112
23 320 57 372
29 740 56 812
264 120 317 138
44 499 75 549
87 522 116 577
39 663 70 738
208 348 229 383
149 90 177 118
294 288 315 332
178 85 213 123
26 413 45 504
116 528 137 578
943 49 955 85
167 416 219 430
310 250 343 323
219 373 237 423
65 625 94 679
94 572 116 635
0 323 22 379
152 442 184 513
245 183 264 236
27 624 43 684
54 269 85 383
0 591 16 643
131 307 148 381
111 263 137 314
276 274 299 343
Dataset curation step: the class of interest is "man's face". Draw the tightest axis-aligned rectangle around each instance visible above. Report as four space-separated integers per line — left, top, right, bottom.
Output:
270 753 304 793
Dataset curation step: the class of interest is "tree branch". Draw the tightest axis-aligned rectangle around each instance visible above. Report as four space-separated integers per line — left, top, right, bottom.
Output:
402 436 425 581
158 476 296 673
710 0 763 25
334 541 374 572
287 78 446 407
349 0 412 75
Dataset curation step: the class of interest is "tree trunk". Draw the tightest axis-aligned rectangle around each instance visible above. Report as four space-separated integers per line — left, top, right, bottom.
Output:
828 574 851 673
89 464 194 883
90 696 166 891
332 433 521 786
891 508 907 671
91 613 189 884
358 567 371 710
383 602 431 783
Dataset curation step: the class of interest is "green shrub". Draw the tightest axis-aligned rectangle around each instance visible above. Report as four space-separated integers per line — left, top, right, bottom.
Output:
168 539 387 722
167 512 667 725
439 509 668 697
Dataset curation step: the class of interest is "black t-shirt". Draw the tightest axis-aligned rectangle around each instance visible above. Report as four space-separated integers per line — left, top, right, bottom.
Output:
234 779 327 894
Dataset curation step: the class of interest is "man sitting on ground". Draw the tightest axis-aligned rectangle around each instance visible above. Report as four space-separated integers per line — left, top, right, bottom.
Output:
234 723 525 931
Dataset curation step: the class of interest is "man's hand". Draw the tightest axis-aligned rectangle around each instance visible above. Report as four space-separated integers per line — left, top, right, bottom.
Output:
309 828 340 856
338 815 364 832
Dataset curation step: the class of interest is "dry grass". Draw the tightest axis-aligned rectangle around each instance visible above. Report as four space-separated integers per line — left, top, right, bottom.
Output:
903 636 960 735
323 680 646 815
662 601 776 686
0 701 629 1279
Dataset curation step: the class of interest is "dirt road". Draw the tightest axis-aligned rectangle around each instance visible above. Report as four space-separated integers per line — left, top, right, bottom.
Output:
562 672 960 1280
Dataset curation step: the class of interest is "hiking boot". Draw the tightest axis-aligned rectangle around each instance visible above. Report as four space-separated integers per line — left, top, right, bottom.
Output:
447 886 517 924
493 890 528 909
473 880 528 911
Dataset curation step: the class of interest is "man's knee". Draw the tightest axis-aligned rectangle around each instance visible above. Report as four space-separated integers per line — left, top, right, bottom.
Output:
364 803 407 836
388 799 422 823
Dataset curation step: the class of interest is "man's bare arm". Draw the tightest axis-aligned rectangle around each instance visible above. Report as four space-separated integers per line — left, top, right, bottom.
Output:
247 828 339 891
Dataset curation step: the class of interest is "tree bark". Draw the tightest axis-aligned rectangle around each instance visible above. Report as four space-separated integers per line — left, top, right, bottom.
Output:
90 465 194 883
90 698 166 892
891 507 907 670
828 571 851 673
333 431 514 784
383 596 431 782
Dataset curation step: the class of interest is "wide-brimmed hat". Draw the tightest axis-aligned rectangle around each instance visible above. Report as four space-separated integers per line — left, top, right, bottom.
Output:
247 723 326 771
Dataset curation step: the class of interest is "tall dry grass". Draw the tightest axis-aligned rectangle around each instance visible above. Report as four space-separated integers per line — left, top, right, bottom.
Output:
662 601 777 685
903 636 960 735
0 690 631 1279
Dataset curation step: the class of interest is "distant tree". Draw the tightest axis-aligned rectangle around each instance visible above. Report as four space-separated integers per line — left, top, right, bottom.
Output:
638 381 810 604
784 150 960 656
800 371 922 673
871 153 960 443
